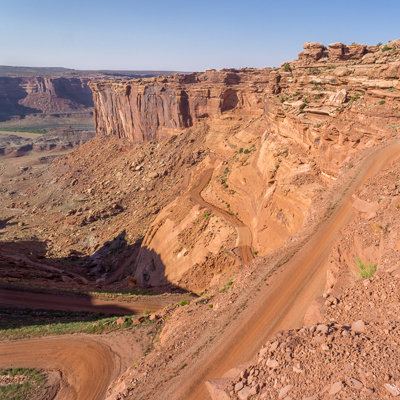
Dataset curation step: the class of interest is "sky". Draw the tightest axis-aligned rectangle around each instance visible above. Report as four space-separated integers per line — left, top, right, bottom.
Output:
1 0 400 72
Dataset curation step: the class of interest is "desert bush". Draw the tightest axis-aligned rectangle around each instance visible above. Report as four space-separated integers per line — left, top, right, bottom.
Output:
355 258 377 279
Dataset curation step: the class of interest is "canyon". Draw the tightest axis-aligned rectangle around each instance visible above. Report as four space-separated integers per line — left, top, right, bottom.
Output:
0 39 400 400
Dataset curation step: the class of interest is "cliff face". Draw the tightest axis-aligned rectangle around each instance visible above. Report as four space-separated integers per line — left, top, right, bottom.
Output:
0 76 93 121
89 70 268 141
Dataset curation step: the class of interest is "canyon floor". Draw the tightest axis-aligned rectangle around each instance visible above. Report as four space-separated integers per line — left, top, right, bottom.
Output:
1 40 400 400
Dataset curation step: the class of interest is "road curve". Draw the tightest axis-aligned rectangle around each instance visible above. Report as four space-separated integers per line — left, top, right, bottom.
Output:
190 169 254 265
0 337 117 400
0 289 170 315
174 141 400 400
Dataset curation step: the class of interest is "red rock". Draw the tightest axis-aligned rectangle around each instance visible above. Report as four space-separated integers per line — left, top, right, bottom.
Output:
329 381 342 395
351 320 365 332
131 316 144 324
384 383 400 396
205 379 230 400
237 386 250 400
279 384 293 399
266 359 279 369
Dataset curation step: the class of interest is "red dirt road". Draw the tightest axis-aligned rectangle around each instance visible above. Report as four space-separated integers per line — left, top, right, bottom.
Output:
173 141 400 400
190 169 254 265
0 337 117 400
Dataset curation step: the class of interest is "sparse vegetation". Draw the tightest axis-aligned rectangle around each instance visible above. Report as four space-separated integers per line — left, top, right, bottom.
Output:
355 258 377 279
283 63 291 72
0 368 46 400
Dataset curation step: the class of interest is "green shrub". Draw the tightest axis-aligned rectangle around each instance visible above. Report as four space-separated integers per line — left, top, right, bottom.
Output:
239 148 243 153
243 149 250 154
381 45 389 52
203 212 210 218
283 63 291 72
379 100 386 105
376 42 383 47
355 258 377 279
178 300 188 306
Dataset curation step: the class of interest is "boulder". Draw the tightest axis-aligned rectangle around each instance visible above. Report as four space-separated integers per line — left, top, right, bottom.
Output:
384 383 400 396
351 320 365 332
266 359 279 369
299 42 326 62
205 379 230 400
279 384 293 399
328 89 347 104
237 386 250 400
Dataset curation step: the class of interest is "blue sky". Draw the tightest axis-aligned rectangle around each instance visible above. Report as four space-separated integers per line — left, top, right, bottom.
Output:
1 0 399 71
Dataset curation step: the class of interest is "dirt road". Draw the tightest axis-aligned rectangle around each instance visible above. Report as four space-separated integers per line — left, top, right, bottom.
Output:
0 288 169 315
0 337 117 400
173 141 400 400
191 169 254 265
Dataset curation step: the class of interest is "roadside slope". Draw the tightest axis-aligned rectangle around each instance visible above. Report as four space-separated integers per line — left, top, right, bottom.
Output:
173 140 400 400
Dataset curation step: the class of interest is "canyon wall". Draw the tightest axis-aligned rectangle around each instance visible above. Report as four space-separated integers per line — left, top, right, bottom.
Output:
89 70 268 141
0 76 94 121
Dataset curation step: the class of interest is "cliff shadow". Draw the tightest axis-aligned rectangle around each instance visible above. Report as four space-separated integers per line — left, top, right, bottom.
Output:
132 244 193 294
0 217 16 236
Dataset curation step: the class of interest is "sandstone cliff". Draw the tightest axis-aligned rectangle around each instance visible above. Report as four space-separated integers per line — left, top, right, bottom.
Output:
89 70 267 141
